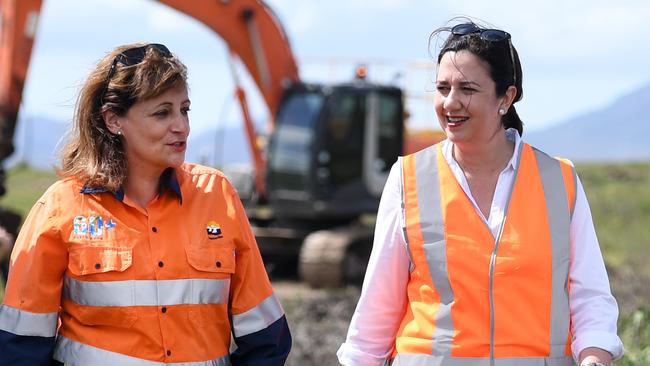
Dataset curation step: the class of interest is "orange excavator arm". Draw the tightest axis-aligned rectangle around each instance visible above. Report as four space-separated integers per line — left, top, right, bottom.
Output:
157 0 299 118
157 0 300 197
0 0 42 162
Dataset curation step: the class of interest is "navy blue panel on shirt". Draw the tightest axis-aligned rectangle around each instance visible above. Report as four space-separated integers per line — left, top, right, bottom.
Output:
80 167 182 203
230 315 292 366
0 329 59 366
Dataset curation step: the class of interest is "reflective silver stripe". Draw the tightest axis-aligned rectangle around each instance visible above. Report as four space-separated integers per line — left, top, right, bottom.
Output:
231 294 284 337
413 146 454 355
54 335 231 366
533 148 571 356
398 157 415 271
0 304 58 337
392 353 573 366
414 147 445 244
63 277 230 307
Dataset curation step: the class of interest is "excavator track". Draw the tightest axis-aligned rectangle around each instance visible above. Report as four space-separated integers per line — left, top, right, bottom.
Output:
298 226 373 288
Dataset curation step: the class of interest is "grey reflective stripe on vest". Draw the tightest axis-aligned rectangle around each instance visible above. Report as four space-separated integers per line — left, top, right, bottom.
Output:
392 353 573 366
412 147 455 355
0 304 58 337
54 335 231 366
231 294 284 337
398 157 415 271
63 276 230 307
532 148 571 356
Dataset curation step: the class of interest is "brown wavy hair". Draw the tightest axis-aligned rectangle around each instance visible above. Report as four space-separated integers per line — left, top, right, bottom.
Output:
59 43 188 191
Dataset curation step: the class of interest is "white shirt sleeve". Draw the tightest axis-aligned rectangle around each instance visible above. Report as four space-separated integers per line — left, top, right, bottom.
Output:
569 173 625 361
337 162 411 366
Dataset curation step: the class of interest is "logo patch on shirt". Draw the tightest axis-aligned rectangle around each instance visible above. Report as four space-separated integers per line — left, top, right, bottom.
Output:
72 215 116 238
73 216 88 236
206 221 223 240
89 215 103 238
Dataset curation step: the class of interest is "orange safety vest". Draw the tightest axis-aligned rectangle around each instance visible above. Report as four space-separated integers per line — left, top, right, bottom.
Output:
1 163 284 365
393 143 576 366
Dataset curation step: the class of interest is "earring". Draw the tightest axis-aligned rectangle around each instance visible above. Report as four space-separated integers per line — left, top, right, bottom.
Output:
117 131 122 135
499 108 507 115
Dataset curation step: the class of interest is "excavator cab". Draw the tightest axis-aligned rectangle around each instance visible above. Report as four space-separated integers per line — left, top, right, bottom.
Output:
267 82 404 221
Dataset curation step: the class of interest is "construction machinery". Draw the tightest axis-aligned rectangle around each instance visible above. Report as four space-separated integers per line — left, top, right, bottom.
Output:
0 0 444 287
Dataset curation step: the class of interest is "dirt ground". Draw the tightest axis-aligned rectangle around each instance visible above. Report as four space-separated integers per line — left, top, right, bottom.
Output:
273 281 361 366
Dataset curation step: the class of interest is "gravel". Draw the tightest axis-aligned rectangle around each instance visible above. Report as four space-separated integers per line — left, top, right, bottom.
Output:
274 281 361 366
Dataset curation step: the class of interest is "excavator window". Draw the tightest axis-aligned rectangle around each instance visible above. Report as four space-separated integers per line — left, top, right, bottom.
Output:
268 91 324 192
375 92 403 172
324 91 364 187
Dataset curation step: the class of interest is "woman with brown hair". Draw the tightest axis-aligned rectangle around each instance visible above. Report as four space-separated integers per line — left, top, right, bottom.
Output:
0 43 291 366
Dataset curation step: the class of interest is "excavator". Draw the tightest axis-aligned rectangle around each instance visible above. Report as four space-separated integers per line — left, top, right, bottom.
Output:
0 0 444 287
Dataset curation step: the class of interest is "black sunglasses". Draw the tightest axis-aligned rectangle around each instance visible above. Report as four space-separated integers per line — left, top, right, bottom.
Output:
451 23 517 85
102 44 172 104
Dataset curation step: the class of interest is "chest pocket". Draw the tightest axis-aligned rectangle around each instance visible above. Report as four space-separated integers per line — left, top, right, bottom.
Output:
68 245 132 276
186 240 236 275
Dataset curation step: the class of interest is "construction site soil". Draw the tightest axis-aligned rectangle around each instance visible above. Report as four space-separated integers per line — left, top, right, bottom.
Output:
273 281 361 366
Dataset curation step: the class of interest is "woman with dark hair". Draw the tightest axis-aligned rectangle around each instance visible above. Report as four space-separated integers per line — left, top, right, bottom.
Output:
0 43 291 366
338 21 622 366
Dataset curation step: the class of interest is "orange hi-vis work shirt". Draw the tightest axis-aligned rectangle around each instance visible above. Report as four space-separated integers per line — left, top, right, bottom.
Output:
0 163 289 365
393 143 577 366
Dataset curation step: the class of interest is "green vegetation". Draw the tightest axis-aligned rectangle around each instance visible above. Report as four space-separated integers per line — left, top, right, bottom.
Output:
1 162 59 216
0 162 648 363
577 163 650 312
617 307 650 365
0 163 58 302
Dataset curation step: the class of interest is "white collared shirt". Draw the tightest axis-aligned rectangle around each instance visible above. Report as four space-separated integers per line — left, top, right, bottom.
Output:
337 129 624 365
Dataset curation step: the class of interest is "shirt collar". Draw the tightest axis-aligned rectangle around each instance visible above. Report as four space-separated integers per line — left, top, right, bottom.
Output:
443 127 522 172
80 168 183 203
504 128 522 171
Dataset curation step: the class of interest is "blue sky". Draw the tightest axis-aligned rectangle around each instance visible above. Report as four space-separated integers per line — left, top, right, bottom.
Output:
19 0 650 138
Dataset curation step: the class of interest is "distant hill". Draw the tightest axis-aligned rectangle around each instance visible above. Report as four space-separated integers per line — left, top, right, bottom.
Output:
525 83 650 162
7 116 69 169
186 124 252 167
6 116 253 170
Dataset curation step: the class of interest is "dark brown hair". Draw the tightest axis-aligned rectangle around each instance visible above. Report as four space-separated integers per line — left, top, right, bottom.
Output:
430 19 524 135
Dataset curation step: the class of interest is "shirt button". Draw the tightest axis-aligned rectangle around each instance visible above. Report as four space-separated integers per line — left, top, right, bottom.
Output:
152 227 158 233
166 350 172 356
161 307 167 313
216 261 222 268
158 261 164 268
94 263 101 269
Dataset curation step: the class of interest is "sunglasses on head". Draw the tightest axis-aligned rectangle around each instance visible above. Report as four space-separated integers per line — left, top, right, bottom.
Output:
105 43 172 83
451 23 517 85
101 44 172 105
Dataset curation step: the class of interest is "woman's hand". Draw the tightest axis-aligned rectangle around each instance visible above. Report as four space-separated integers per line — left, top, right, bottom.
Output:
580 347 612 366
0 226 13 261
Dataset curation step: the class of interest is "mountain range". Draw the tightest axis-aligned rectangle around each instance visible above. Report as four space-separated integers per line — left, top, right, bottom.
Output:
6 82 650 171
525 83 650 161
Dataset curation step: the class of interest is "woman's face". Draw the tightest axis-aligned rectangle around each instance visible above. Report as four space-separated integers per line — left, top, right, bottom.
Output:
434 50 506 146
120 84 190 175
